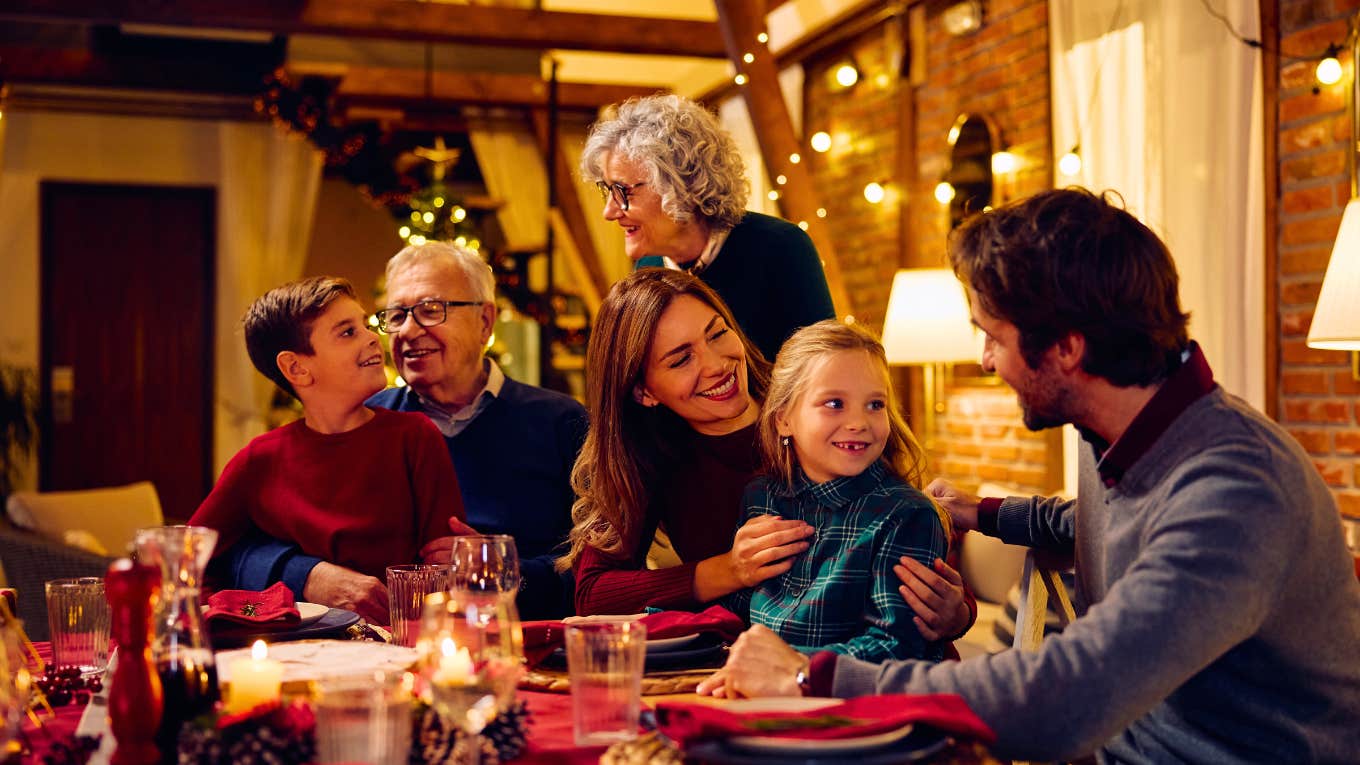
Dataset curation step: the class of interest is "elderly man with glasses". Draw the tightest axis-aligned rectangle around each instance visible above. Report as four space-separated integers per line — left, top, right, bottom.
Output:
225 242 586 620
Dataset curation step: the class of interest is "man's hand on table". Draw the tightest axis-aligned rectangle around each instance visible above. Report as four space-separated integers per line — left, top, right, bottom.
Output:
302 561 389 624
696 625 808 699
418 517 482 564
896 556 971 641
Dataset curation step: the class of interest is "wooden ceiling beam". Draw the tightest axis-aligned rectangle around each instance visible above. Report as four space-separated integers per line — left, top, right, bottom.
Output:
0 0 727 57
311 66 663 112
531 109 610 315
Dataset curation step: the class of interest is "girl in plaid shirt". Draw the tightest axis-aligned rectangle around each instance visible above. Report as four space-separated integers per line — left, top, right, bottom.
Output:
724 320 953 662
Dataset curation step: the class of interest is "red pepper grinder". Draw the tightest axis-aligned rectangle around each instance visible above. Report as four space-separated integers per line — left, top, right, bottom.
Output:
106 558 163 765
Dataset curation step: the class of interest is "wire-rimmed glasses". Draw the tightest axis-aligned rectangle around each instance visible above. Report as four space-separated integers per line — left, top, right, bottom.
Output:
374 300 483 334
595 181 645 211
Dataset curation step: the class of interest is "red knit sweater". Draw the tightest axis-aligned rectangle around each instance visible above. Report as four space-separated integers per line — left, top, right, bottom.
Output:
189 408 465 580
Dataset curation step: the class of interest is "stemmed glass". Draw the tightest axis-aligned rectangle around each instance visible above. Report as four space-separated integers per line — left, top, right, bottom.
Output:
449 535 520 594
416 589 523 765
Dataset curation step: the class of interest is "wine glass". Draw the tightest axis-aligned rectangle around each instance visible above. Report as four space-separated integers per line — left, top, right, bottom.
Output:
417 590 523 765
449 535 520 594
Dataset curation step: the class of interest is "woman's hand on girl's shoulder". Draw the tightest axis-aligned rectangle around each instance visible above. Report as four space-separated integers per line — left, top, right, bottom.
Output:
728 515 815 588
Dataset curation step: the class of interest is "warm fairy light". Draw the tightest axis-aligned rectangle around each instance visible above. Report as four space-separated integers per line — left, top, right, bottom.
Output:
433 197 445 208
797 221 809 231
409 235 427 246
1058 150 1083 177
834 64 859 88
767 190 781 201
743 52 755 64
816 207 827 218
991 151 1018 174
398 225 411 239
409 211 421 223
934 181 955 204
455 236 467 247
810 131 832 153
452 207 467 222
864 182 886 204
1316 53 1343 86
468 239 481 251
775 174 787 185
789 152 801 164
757 32 769 44
422 211 435 224
734 74 748 86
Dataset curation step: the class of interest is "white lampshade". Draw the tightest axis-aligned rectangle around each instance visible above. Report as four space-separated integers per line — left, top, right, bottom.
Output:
881 268 982 364
1307 199 1360 350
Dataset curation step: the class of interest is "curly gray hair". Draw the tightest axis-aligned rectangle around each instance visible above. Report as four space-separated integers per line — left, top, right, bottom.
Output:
580 94 750 232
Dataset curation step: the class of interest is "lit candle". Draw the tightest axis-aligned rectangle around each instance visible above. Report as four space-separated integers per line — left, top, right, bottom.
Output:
432 637 475 686
225 640 283 714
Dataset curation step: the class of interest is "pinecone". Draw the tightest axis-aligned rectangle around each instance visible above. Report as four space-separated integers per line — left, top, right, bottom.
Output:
481 699 530 761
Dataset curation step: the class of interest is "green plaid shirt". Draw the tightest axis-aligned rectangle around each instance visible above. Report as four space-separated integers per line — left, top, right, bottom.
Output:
724 462 948 663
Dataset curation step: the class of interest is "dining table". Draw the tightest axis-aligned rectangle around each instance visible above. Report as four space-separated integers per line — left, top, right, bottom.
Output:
16 641 1003 765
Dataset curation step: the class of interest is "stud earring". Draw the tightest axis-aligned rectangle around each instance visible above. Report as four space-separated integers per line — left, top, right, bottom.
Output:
780 435 792 447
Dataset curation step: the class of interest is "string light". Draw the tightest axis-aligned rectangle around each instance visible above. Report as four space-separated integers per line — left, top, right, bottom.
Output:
834 63 859 88
734 73 748 86
864 182 886 204
810 131 832 153
398 225 412 239
1316 45 1343 86
789 152 801 164
991 151 1018 175
1058 146 1083 177
757 32 769 44
816 207 827 218
797 221 809 230
768 190 781 201
775 174 787 185
934 181 956 204
743 52 755 64
452 207 467 222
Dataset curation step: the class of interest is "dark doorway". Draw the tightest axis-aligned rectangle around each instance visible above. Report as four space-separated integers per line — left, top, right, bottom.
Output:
40 182 215 521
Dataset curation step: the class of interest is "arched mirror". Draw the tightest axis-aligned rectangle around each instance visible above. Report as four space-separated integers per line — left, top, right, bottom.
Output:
944 113 1001 229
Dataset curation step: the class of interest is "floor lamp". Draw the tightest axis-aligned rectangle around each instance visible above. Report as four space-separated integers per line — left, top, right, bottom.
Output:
1306 17 1360 378
880 269 981 448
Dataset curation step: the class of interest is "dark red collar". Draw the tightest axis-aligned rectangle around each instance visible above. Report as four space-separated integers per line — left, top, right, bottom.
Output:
1087 343 1216 487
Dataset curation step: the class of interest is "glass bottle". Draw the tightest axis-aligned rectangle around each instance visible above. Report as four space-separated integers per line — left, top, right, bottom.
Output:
134 526 221 762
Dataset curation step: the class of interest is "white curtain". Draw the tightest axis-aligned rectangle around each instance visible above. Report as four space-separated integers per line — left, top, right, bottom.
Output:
214 124 323 475
1049 0 1265 409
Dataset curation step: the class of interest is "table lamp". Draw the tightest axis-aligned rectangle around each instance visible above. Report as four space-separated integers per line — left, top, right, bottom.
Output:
880 268 982 447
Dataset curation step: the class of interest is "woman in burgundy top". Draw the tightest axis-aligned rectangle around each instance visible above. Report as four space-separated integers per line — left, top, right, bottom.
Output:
558 269 972 643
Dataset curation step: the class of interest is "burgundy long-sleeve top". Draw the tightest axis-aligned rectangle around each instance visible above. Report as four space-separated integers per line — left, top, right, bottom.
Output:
190 408 465 580
573 423 760 615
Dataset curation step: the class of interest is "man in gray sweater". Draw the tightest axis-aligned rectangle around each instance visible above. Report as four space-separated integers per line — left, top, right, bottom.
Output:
700 188 1360 763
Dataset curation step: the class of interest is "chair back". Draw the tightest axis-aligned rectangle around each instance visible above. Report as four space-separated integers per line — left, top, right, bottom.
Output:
5 481 164 557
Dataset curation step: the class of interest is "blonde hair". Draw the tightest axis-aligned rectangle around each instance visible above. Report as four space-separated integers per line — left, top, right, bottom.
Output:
580 94 750 232
556 268 770 572
758 320 951 539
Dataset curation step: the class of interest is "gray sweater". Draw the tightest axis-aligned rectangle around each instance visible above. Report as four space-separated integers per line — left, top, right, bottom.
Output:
830 388 1360 763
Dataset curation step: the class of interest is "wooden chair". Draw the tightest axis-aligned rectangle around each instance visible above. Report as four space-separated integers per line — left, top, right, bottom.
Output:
1013 548 1075 651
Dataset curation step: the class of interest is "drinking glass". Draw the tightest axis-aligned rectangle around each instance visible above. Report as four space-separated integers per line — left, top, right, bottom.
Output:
45 577 110 676
387 564 451 647
416 590 523 765
314 670 413 765
449 535 520 594
565 621 647 745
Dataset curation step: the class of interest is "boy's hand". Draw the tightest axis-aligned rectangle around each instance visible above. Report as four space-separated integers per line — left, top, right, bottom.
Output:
303 561 389 624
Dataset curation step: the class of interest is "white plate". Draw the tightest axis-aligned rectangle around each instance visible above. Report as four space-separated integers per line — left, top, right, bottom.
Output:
647 633 703 653
723 697 915 755
216 639 417 684
294 602 328 627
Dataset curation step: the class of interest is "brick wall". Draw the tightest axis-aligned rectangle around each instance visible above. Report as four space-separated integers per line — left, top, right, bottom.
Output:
802 0 1058 494
1276 0 1360 519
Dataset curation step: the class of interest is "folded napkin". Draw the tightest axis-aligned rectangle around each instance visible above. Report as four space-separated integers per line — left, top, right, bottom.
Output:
205 582 301 626
522 605 746 667
655 694 995 747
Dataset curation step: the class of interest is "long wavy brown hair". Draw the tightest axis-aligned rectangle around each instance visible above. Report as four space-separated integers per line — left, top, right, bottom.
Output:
757 320 951 540
556 268 771 572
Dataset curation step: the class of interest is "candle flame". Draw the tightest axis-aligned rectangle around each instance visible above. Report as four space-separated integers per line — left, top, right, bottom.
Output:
252 640 268 660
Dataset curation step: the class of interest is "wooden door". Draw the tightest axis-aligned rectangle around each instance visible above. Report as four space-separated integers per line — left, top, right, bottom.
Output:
40 182 215 521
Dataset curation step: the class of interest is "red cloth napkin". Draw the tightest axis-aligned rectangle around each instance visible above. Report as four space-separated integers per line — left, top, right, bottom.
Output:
655 694 996 747
204 582 301 626
522 605 746 666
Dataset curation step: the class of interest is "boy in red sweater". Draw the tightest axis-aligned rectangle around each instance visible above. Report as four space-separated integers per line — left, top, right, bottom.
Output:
189 276 466 623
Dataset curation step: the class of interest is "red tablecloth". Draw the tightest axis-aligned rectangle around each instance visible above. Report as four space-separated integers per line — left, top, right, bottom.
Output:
20 642 602 765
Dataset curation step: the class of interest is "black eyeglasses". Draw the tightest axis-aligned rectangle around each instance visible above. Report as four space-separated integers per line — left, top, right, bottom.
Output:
596 181 645 211
373 299 482 333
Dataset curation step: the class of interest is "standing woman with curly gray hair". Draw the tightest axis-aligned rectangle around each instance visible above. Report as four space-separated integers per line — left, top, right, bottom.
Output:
581 94 835 362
